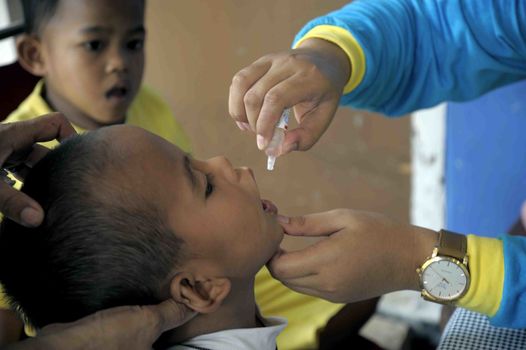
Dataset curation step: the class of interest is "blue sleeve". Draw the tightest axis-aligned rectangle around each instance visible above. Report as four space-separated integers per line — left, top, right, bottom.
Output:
293 0 526 116
490 235 526 328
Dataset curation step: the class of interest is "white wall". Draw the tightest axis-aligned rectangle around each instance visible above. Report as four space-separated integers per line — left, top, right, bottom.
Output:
411 104 447 231
0 0 16 65
377 105 447 328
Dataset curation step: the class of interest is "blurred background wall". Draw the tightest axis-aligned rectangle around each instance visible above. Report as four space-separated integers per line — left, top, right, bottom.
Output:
144 1 411 251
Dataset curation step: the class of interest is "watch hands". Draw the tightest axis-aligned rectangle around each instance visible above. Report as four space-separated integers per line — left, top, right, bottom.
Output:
430 266 450 284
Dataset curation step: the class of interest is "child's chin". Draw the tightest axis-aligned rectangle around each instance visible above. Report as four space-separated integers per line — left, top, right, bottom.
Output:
267 244 283 264
94 112 127 126
271 223 285 244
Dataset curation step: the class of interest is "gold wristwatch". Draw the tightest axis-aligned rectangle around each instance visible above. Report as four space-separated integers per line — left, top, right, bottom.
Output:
417 229 470 304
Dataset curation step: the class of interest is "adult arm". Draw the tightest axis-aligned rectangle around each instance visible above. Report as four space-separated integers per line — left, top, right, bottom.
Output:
229 0 526 152
270 210 526 328
294 0 526 116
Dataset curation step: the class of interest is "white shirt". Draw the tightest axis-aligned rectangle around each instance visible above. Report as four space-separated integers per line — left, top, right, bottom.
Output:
166 316 287 350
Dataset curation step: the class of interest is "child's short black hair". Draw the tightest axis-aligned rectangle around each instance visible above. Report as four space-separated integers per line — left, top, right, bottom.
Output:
21 0 60 34
21 0 147 34
0 133 183 328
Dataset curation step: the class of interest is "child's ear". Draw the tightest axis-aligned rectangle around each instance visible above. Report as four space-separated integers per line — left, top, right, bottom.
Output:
16 35 46 76
169 272 231 314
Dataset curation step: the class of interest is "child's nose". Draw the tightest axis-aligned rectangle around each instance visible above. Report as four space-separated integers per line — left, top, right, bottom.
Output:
105 49 128 74
207 156 238 181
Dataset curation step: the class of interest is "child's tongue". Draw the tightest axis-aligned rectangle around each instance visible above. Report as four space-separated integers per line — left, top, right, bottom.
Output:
261 199 278 215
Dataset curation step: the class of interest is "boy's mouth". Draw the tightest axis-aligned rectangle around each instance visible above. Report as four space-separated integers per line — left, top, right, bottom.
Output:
105 86 129 101
261 199 278 215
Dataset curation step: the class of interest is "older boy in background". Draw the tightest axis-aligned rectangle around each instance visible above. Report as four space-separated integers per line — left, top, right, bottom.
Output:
3 0 190 150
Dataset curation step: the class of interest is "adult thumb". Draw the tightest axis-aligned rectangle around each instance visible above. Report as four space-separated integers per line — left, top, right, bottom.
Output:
280 101 338 155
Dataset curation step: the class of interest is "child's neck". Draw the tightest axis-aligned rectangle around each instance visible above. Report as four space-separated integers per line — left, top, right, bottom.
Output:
157 278 261 348
42 83 125 130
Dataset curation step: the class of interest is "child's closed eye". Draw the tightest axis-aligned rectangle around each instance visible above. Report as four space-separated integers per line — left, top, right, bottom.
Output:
205 173 215 198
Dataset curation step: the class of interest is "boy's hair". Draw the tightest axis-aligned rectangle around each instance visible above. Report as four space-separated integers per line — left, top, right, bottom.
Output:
21 0 147 35
0 133 183 328
21 0 60 34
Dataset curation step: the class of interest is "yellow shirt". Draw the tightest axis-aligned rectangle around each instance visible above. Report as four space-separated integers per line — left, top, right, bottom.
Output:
256 268 344 349
3 80 191 152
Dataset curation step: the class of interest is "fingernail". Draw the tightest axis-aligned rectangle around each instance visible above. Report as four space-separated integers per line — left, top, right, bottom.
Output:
257 135 268 150
236 121 245 131
241 122 251 131
20 207 43 227
277 215 290 224
235 121 250 131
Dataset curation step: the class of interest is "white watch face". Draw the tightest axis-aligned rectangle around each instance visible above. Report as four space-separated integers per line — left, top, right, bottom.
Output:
422 258 468 300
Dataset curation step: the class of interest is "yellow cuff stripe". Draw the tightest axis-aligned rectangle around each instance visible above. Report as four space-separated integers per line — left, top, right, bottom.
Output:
294 25 366 94
457 235 504 316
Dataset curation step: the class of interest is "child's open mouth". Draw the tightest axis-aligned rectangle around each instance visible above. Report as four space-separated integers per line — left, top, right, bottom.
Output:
105 86 128 101
261 199 278 215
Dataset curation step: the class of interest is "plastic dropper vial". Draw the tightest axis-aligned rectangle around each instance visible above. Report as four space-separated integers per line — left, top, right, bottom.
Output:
266 109 290 171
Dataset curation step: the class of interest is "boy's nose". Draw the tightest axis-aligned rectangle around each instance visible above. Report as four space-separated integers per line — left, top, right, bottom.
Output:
207 156 238 181
105 50 128 74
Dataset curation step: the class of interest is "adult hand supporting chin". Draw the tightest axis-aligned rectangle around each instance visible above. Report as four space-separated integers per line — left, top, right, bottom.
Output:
269 209 439 303
228 38 350 156
5 300 196 350
0 113 76 227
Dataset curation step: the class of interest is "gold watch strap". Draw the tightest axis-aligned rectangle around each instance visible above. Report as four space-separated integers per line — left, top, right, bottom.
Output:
437 229 467 260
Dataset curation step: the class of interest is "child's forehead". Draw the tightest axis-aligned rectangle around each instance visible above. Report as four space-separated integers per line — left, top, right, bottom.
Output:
94 126 181 187
96 127 193 209
99 126 182 165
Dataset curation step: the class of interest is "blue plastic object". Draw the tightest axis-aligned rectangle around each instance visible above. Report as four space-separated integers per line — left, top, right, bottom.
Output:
446 80 526 237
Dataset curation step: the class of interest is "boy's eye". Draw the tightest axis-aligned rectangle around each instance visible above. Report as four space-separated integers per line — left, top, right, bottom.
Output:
127 39 144 51
83 40 103 52
205 174 214 198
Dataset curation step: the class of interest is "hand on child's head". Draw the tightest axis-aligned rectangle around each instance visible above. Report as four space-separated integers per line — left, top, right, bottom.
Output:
0 113 76 227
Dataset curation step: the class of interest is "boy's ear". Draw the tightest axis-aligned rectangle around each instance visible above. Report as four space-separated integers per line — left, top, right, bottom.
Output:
169 272 231 314
16 35 46 76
